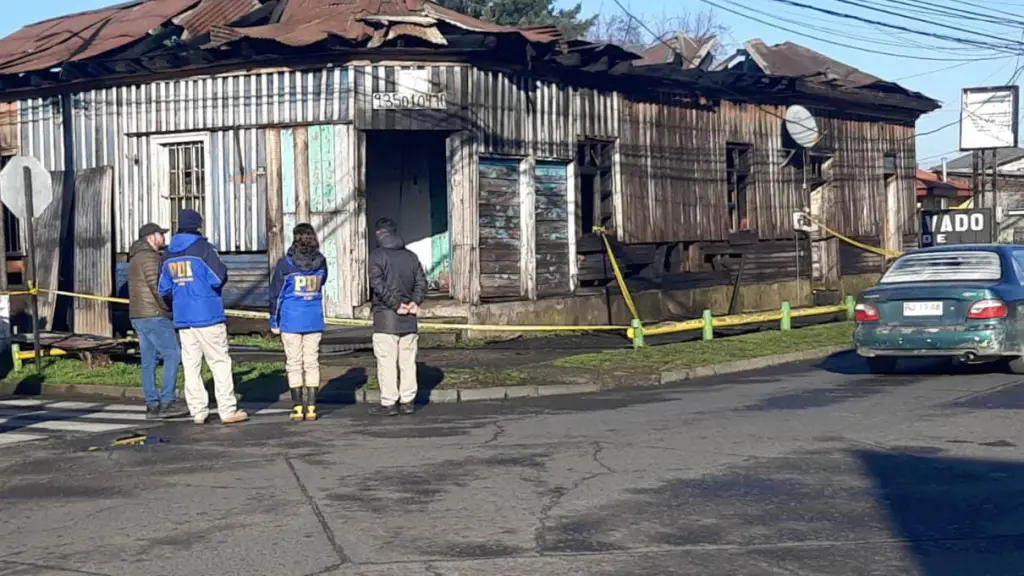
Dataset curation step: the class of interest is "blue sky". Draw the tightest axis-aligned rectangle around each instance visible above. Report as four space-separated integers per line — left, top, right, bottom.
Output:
5 0 1019 168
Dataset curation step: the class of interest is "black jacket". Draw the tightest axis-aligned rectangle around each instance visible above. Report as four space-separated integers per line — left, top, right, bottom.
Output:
370 232 427 335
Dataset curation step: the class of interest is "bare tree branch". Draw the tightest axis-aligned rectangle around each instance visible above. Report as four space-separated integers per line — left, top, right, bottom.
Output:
587 8 730 58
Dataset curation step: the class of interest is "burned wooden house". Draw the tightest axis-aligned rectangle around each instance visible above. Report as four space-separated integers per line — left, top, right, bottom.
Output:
0 0 939 334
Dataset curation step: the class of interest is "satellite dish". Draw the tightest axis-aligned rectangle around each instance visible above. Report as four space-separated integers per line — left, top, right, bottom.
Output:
784 105 820 148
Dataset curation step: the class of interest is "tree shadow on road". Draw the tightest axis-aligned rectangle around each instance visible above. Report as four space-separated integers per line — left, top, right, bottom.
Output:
858 449 1024 576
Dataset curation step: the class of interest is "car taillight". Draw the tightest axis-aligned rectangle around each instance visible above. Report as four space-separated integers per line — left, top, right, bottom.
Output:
855 303 879 322
967 299 1008 320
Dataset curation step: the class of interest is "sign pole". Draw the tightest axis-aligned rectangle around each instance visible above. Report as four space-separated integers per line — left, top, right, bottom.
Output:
992 150 999 243
21 167 40 372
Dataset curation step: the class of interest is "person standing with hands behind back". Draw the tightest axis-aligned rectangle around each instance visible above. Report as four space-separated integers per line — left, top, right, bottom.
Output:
269 223 328 422
369 218 427 417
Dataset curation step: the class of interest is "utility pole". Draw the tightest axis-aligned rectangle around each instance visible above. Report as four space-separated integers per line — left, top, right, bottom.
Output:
972 151 980 208
992 149 1000 242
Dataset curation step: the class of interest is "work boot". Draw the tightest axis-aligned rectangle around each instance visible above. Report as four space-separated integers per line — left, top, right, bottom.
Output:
220 410 249 424
159 401 188 419
290 388 304 422
369 404 399 417
304 387 318 421
399 402 415 416
145 404 161 420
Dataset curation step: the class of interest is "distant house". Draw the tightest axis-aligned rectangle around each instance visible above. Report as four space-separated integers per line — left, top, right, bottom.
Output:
915 168 972 210
0 0 939 336
930 148 1024 242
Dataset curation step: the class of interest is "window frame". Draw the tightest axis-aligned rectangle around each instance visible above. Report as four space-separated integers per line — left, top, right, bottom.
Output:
150 132 212 237
725 142 752 232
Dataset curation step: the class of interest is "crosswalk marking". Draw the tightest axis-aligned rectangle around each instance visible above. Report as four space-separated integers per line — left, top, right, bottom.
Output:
0 400 293 449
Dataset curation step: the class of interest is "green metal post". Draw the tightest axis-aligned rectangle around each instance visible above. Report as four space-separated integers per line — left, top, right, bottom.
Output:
701 309 713 341
11 343 21 373
845 295 856 321
781 301 792 331
630 318 645 349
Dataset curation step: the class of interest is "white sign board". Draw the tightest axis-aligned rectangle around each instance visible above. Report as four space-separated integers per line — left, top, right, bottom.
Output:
0 155 53 220
960 86 1019 150
371 67 447 110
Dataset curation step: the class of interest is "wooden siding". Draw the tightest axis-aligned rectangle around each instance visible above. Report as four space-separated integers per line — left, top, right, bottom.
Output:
472 69 620 159
73 166 114 337
534 161 571 297
36 170 67 331
115 253 271 310
273 124 363 317
617 97 917 247
447 130 479 303
352 64 468 131
477 157 521 299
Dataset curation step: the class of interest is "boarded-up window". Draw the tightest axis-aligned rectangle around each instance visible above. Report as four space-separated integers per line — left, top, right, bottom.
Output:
166 142 206 232
726 143 751 231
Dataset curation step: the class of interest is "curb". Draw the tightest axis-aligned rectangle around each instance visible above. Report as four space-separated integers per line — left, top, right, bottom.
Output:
0 346 854 404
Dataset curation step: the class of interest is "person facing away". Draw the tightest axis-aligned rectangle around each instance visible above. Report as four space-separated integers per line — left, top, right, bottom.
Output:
128 223 188 420
158 209 249 425
269 223 328 422
369 217 427 417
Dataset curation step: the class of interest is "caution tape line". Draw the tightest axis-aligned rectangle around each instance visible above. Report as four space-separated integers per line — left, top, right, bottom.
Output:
803 214 904 259
593 226 642 324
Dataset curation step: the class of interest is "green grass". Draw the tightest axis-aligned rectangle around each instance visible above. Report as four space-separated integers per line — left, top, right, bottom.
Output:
554 322 853 373
4 322 853 392
229 335 283 351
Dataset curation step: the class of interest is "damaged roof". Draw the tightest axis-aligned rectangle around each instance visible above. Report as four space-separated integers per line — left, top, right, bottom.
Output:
0 0 564 77
635 35 717 70
728 39 881 88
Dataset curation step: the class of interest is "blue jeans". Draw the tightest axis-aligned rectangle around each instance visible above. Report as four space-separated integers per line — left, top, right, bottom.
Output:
131 317 181 406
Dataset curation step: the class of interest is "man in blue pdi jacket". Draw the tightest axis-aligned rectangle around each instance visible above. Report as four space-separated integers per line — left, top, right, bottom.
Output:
158 209 249 425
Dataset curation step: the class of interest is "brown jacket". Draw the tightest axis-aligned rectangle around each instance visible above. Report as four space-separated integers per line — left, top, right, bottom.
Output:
128 238 170 319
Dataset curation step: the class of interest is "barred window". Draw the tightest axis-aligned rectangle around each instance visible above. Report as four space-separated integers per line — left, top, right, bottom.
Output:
166 142 205 231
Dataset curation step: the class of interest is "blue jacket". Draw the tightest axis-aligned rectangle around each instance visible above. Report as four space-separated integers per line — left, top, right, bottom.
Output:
158 233 228 329
269 247 328 334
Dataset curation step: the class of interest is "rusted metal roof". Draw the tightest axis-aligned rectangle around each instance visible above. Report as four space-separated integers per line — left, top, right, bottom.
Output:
176 0 261 40
636 35 717 69
204 0 561 49
741 39 880 88
0 0 200 75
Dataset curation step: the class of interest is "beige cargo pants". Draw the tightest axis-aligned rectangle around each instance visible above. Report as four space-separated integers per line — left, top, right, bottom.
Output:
281 332 322 388
372 333 419 406
179 323 239 420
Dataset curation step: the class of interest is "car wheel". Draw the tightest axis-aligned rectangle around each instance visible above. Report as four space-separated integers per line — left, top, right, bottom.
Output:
1006 356 1024 374
866 357 898 374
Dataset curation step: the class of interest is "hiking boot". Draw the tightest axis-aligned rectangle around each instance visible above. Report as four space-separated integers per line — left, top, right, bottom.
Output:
304 387 318 421
399 403 415 416
159 401 188 419
145 405 161 420
220 410 249 424
369 404 399 417
290 388 305 422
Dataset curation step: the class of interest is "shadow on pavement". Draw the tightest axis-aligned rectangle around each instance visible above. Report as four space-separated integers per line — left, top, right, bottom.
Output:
858 449 1024 576
814 352 1003 377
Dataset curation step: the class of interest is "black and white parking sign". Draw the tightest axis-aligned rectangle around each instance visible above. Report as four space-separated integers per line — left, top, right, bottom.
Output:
920 209 994 247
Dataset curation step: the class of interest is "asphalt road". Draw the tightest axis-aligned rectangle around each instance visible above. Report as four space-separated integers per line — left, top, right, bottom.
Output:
2 352 1024 576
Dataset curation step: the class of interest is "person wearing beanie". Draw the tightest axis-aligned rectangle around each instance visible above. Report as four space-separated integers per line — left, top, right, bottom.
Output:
158 209 248 425
268 223 328 422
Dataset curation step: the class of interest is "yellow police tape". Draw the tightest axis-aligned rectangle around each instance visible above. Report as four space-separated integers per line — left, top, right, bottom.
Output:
803 214 904 259
592 226 641 323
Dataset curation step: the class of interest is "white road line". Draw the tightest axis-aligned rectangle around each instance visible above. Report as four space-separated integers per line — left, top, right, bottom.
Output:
0 432 48 446
47 401 102 410
0 418 138 433
0 399 48 407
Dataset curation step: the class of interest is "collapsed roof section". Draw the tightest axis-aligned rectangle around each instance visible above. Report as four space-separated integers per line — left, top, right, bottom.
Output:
0 0 938 116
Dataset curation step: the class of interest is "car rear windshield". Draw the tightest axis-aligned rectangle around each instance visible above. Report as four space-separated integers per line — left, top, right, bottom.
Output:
879 251 1002 284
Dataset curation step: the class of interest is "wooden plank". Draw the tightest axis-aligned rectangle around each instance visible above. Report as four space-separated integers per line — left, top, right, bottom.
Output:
480 260 521 275
520 156 536 300
479 215 520 229
313 212 342 317
479 161 519 180
36 171 67 332
536 207 568 221
536 221 568 241
294 126 310 222
281 128 296 214
266 128 284 275
479 249 521 262
479 204 520 218
535 180 566 196
480 273 520 287
448 130 480 303
478 188 518 206
480 226 520 240
480 237 520 250
308 124 324 213
73 167 114 337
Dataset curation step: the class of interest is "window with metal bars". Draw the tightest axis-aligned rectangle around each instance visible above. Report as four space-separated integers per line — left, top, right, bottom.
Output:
726 143 751 231
165 142 206 232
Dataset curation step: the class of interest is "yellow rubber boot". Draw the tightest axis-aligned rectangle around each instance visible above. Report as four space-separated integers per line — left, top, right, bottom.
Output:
289 388 305 422
304 387 318 421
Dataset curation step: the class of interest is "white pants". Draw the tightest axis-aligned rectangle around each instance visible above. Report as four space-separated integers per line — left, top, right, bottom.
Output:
281 332 322 388
372 333 419 406
179 323 239 419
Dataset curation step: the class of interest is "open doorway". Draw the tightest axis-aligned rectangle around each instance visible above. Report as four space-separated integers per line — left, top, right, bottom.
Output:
365 131 451 295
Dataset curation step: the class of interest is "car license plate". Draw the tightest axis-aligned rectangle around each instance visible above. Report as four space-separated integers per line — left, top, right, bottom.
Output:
903 301 943 316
